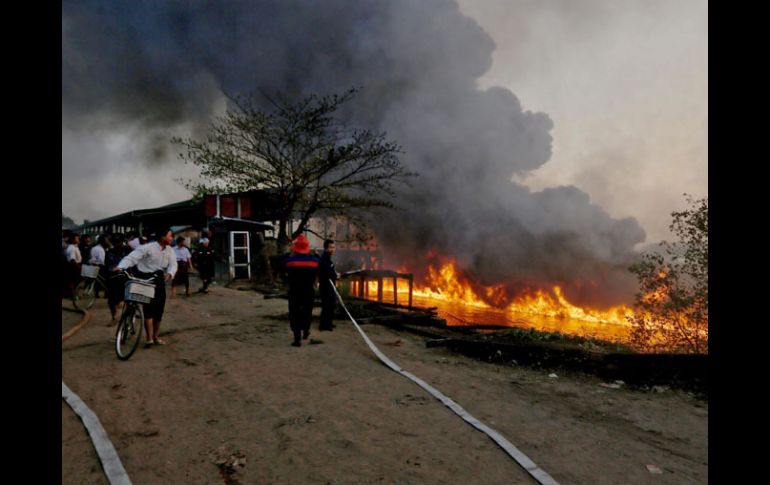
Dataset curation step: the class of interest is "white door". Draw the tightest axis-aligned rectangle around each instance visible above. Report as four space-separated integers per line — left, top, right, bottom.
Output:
229 231 251 279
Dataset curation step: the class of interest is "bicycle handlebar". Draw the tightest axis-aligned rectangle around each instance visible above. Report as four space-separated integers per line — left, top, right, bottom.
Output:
119 270 157 284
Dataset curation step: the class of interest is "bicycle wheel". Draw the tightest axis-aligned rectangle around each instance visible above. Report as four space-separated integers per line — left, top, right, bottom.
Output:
73 279 96 310
115 303 144 360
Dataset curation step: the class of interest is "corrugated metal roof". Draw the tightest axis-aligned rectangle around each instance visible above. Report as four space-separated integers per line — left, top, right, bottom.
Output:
209 216 274 230
80 199 199 227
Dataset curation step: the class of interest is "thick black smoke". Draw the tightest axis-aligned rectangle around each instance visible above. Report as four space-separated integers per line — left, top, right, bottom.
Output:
62 0 645 307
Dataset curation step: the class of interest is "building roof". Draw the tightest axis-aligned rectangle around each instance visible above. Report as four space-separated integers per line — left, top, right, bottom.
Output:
208 216 274 231
82 199 201 227
78 199 208 234
80 196 275 233
170 225 197 233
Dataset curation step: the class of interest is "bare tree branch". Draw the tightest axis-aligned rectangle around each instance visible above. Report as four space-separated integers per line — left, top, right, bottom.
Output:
173 88 415 247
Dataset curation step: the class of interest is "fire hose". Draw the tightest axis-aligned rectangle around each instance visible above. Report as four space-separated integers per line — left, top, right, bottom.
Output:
63 308 130 483
62 308 92 343
62 381 132 485
331 281 560 485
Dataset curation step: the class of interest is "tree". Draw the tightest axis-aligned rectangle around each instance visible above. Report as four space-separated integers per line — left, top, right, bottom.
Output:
173 88 414 249
627 195 708 353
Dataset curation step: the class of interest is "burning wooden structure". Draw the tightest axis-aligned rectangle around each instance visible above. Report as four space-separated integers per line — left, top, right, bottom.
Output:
341 269 415 309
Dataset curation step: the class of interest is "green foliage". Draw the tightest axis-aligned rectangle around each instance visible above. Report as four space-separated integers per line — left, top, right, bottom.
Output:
628 195 708 353
190 187 208 203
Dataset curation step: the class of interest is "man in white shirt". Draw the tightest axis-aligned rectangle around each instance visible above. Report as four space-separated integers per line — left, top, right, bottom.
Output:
88 234 111 298
66 235 82 264
171 237 194 298
65 234 82 297
117 229 177 347
88 234 108 266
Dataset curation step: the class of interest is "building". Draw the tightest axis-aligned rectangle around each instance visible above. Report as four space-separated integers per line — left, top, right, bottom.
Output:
78 189 383 281
79 192 275 282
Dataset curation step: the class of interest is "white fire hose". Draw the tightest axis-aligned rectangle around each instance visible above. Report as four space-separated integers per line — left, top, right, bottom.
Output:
62 381 132 485
331 281 560 485
62 281 557 485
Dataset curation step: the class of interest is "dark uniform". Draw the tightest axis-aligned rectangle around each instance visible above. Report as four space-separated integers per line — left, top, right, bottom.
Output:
79 241 92 267
318 252 338 330
193 245 215 292
105 245 129 311
286 252 319 345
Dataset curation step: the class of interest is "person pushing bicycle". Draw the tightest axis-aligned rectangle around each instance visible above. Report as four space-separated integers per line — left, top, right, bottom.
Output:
115 228 177 347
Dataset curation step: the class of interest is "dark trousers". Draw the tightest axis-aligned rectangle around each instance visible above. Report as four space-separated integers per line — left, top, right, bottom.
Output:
288 290 314 340
200 272 214 291
130 269 166 322
320 288 336 329
107 272 126 308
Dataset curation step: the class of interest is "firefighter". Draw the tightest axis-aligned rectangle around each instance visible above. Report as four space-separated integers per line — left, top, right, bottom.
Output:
318 239 339 331
193 237 215 293
285 234 319 347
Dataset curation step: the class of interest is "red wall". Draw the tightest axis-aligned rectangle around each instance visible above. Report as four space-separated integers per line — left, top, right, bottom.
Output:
204 193 252 219
240 197 252 218
204 195 217 217
221 196 237 217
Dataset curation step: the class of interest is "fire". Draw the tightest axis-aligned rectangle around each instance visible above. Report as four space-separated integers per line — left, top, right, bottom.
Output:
411 259 634 326
416 262 494 308
346 257 642 343
345 254 704 349
505 286 633 326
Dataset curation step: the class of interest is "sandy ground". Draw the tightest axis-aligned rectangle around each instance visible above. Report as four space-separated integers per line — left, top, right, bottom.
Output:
62 281 708 484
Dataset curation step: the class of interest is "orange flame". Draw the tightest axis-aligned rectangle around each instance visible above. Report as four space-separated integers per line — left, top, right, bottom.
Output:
409 259 634 326
347 255 704 348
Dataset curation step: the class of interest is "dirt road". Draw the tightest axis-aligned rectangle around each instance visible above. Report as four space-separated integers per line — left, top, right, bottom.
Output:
62 284 707 484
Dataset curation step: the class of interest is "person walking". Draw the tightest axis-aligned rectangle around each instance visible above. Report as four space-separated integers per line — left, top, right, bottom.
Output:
79 234 93 268
318 239 339 331
171 236 194 298
193 237 215 293
116 228 177 346
105 236 129 321
285 234 319 347
88 234 111 298
64 233 82 298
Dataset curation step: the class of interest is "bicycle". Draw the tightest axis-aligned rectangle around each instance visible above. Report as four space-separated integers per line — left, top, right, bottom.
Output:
72 264 108 310
115 272 156 361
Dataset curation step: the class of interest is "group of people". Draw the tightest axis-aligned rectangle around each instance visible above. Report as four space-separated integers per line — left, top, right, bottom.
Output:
61 228 217 346
63 228 344 349
283 235 339 347
169 236 215 297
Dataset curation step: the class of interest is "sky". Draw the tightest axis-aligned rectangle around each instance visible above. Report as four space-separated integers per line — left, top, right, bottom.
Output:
62 0 707 246
457 0 707 244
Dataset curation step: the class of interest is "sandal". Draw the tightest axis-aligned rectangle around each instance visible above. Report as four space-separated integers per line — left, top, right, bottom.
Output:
153 338 167 345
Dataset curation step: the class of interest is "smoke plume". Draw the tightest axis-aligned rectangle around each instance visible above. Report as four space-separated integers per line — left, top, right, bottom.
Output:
62 0 646 307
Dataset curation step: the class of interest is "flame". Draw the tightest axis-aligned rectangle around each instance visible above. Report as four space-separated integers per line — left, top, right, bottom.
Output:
345 254 704 349
408 259 634 326
416 262 493 308
505 286 633 325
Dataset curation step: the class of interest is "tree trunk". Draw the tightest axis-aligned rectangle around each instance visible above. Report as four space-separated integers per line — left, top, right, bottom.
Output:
291 204 317 239
277 219 291 253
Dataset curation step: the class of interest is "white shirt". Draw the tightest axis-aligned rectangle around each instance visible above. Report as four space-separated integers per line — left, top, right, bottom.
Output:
66 244 82 263
118 242 178 277
173 246 191 262
128 237 140 250
89 245 106 265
